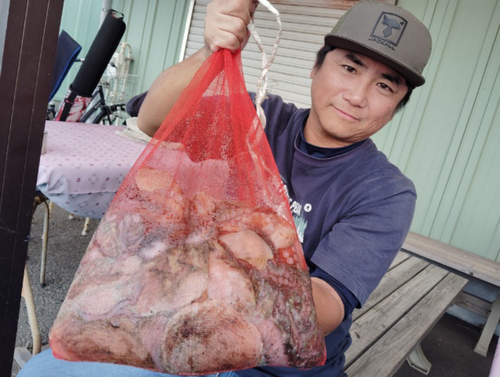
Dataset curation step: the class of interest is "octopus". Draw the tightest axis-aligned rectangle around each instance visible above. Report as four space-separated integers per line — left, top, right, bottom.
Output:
162 301 263 374
49 166 326 374
50 313 154 369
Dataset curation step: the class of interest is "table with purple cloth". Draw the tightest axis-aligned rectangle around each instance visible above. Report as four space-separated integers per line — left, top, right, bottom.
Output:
36 121 147 219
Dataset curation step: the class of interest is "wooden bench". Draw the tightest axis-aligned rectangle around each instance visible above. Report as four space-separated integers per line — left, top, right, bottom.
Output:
403 231 500 357
345 250 467 376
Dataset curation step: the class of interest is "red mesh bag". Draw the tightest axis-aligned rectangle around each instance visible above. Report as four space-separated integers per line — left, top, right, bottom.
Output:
49 49 326 374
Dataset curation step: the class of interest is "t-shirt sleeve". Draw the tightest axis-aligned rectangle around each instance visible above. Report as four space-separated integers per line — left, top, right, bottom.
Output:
311 267 359 319
310 174 416 306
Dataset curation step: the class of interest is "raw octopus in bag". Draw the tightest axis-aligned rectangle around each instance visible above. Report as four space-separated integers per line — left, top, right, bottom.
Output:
49 49 326 375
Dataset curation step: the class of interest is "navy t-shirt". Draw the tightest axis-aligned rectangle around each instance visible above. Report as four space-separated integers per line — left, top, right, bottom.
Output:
237 94 416 377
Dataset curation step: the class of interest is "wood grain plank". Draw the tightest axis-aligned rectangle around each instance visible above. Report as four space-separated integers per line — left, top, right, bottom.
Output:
454 291 492 318
388 251 412 270
345 265 448 367
353 257 429 321
403 231 500 286
345 273 468 377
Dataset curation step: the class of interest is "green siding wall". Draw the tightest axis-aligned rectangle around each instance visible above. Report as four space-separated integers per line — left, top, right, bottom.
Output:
54 0 190 101
372 0 500 262
111 0 191 94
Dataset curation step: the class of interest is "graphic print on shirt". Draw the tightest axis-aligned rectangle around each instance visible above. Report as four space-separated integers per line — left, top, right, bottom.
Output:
281 175 309 244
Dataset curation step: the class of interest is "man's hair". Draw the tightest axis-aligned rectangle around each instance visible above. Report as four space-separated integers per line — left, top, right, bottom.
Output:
314 45 413 112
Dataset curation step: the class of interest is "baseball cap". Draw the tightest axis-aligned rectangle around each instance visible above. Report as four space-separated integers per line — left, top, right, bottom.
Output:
324 0 432 87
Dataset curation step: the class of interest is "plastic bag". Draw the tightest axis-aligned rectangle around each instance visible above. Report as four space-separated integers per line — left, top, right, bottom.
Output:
49 49 326 375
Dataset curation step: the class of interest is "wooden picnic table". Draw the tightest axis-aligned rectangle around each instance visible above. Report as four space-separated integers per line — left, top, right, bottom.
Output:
344 250 468 376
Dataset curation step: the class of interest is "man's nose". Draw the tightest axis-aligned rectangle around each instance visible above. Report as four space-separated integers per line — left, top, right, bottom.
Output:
343 81 368 107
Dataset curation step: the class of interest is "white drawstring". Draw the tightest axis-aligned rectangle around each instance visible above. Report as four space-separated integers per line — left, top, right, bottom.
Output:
244 1 283 206
247 0 282 129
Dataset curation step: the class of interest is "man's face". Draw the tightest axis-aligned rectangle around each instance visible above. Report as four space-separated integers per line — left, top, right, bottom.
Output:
306 48 408 148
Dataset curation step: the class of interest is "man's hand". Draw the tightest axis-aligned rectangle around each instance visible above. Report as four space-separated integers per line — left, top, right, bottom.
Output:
204 0 259 54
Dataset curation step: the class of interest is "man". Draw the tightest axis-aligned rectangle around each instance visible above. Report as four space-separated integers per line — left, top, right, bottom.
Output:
19 1 431 376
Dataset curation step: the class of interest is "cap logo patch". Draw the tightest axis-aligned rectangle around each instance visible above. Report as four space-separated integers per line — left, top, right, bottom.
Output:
370 12 407 51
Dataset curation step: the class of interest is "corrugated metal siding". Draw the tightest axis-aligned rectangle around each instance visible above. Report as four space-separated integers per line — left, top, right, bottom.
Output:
185 0 500 262
54 0 190 101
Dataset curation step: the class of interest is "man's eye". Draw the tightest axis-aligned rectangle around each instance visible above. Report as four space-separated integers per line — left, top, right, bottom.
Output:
343 65 356 73
378 82 393 92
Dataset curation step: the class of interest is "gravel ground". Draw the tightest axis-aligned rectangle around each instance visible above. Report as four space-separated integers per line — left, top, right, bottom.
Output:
11 204 498 376
13 204 100 376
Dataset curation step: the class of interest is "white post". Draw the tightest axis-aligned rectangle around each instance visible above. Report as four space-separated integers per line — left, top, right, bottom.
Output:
101 0 113 26
178 0 195 63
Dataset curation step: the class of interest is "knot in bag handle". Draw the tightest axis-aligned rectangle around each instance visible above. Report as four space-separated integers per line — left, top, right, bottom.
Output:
247 0 282 129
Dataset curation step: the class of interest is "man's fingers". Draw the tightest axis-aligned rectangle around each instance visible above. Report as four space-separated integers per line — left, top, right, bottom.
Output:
206 29 245 53
205 15 248 52
250 0 259 19
205 0 256 52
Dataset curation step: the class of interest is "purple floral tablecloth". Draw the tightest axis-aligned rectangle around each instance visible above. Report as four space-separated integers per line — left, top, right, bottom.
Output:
37 121 146 218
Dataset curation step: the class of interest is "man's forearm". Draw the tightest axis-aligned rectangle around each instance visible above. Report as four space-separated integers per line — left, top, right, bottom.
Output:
137 48 211 137
311 277 345 336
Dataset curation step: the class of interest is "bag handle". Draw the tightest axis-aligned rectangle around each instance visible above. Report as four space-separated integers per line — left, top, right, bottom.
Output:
247 0 282 129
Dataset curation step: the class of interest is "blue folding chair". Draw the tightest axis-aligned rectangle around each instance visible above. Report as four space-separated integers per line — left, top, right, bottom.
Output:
48 30 82 102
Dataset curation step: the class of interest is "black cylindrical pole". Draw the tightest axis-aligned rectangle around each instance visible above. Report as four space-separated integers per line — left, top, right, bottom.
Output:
70 10 126 97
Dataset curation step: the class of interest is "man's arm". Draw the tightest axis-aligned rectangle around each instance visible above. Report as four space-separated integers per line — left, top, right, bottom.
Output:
311 277 345 335
137 49 210 137
137 0 258 137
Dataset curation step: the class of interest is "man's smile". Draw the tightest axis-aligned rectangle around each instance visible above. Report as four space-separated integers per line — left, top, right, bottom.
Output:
333 105 359 122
